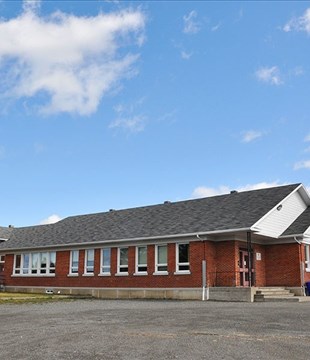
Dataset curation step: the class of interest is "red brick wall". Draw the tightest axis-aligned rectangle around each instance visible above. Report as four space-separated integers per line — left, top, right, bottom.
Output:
3 242 208 289
265 243 301 287
214 241 237 286
2 241 303 289
252 244 266 287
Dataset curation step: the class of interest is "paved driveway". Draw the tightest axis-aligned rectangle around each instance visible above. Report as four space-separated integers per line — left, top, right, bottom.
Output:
1 299 310 359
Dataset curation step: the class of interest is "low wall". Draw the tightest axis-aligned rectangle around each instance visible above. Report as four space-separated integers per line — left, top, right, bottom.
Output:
209 287 257 302
4 286 256 302
286 287 305 296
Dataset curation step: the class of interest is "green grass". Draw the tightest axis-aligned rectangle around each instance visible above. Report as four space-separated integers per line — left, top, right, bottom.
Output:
0 292 76 304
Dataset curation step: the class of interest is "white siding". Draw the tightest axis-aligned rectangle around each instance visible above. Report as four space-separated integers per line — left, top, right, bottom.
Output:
253 190 307 238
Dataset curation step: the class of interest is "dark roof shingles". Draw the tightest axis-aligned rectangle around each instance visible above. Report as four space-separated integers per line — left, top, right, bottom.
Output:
0 184 300 250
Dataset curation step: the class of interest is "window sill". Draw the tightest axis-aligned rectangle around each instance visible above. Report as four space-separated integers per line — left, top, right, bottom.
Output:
174 271 191 275
98 273 111 277
115 272 129 276
153 271 168 276
82 273 94 277
11 274 56 277
133 272 148 276
67 274 79 277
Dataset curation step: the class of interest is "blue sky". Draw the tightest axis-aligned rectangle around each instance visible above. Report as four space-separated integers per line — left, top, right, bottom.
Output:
0 0 310 227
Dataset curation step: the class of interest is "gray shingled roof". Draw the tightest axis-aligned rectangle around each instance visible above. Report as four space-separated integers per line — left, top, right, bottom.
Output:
0 184 301 251
281 206 310 236
0 226 13 240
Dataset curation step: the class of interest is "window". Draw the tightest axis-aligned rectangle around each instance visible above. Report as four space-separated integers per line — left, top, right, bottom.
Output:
100 248 111 275
31 253 39 274
70 250 79 275
13 252 56 276
49 252 56 274
136 246 147 274
23 253 30 274
40 252 48 274
0 255 5 263
14 255 21 274
84 249 95 274
176 243 190 272
305 245 310 272
155 245 167 273
118 247 128 274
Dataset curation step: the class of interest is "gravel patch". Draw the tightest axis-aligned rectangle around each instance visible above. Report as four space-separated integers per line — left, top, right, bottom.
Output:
1 299 310 359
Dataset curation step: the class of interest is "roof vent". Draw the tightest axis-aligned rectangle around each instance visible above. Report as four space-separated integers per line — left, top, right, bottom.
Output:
230 190 238 194
276 204 282 211
164 201 171 204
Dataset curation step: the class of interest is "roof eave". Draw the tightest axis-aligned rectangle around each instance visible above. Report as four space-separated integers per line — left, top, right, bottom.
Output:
0 227 252 252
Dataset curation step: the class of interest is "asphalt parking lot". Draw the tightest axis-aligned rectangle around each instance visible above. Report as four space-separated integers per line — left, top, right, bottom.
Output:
1 299 310 360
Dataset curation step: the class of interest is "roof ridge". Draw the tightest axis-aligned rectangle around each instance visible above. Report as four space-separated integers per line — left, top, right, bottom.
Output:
62 183 301 221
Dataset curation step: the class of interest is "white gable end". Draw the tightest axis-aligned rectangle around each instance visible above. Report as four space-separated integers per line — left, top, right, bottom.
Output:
252 187 308 238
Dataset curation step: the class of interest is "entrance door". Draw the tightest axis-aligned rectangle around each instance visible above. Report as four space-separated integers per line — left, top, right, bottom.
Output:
239 250 250 287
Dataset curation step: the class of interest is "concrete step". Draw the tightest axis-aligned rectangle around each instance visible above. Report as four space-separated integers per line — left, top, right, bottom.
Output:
254 287 297 302
256 290 293 296
256 296 300 303
258 286 286 291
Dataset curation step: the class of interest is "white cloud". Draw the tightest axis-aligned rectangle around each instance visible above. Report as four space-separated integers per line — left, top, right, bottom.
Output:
304 134 310 142
192 186 230 198
181 50 193 60
23 0 41 13
294 160 310 170
40 214 62 225
255 66 283 85
109 114 146 132
110 97 146 132
283 8 310 34
157 109 177 123
234 8 243 23
183 10 201 34
292 66 304 76
242 130 263 143
0 4 145 115
211 22 221 32
192 181 286 198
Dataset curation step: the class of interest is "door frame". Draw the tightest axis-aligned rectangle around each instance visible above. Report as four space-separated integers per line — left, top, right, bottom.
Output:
239 249 253 287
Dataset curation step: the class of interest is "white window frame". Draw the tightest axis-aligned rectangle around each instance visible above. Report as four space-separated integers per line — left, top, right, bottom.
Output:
69 250 79 276
117 247 128 275
31 252 39 274
12 252 56 276
14 254 22 274
49 252 56 274
135 246 147 275
0 255 5 263
22 253 30 274
305 245 310 272
154 244 168 275
175 242 190 274
100 248 111 276
84 249 95 275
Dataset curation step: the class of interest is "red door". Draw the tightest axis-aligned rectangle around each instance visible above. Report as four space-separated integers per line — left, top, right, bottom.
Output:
239 250 250 287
